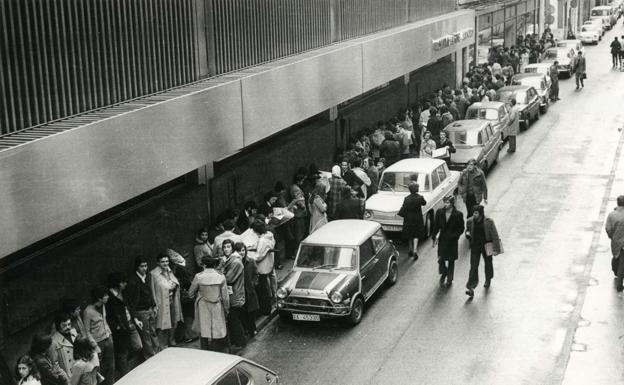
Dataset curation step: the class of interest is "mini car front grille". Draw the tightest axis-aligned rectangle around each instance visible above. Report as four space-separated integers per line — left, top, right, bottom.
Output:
287 297 332 307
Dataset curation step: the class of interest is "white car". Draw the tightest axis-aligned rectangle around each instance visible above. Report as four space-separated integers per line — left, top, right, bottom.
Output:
541 47 576 77
522 63 553 88
579 24 601 45
583 19 605 37
364 158 460 233
556 39 583 55
116 348 279 385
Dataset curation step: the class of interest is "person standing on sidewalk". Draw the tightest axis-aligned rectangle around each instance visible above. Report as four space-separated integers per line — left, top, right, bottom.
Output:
82 287 114 385
610 37 621 68
605 196 624 292
190 256 230 352
458 159 488 218
464 205 503 298
234 243 259 338
125 256 161 359
222 239 247 349
507 99 519 153
549 62 560 101
572 51 586 90
431 196 465 286
150 254 183 348
397 182 427 260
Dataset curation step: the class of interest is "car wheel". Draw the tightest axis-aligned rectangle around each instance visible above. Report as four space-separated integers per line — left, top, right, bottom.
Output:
348 296 364 326
386 259 398 286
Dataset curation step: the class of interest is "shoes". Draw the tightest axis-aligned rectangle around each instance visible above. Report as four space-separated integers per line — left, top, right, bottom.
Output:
439 273 447 284
484 279 491 288
408 251 414 258
556 98 561 101
413 253 419 261
507 149 515 153
182 337 197 344
465 288 474 298
575 86 579 90
445 280 452 287
617 285 623 292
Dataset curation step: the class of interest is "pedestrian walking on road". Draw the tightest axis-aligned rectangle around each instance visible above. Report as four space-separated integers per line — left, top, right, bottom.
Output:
620 36 624 70
610 37 621 68
506 99 519 153
397 182 427 260
431 196 465 286
605 196 624 292
465 205 503 298
458 159 488 218
549 62 560 101
572 51 586 89
190 256 230 352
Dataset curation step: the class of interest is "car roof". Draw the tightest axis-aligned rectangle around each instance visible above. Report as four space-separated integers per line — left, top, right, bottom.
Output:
467 101 505 109
383 158 446 173
302 220 381 246
558 39 580 44
512 73 544 80
444 119 490 132
545 47 570 53
524 63 550 68
497 85 532 92
592 5 611 9
115 348 246 385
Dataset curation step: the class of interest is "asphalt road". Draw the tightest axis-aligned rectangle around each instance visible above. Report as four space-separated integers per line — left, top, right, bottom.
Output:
241 26 624 385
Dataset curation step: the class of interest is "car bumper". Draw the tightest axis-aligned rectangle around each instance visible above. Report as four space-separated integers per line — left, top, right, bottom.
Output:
448 162 467 172
277 300 352 318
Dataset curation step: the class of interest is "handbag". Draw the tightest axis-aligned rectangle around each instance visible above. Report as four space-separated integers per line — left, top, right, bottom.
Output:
582 72 587 80
485 240 504 256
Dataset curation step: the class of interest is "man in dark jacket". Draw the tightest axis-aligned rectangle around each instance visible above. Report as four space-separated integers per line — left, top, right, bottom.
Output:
335 187 364 220
464 205 502 298
572 50 586 89
610 37 621 68
458 159 488 218
397 182 427 260
431 196 465 286
126 256 160 359
426 108 444 142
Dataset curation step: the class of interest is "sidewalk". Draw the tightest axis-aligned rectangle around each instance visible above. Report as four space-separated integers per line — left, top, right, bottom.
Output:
181 258 295 351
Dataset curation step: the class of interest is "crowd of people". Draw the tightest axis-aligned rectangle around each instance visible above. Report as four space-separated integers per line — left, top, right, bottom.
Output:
8 28 571 385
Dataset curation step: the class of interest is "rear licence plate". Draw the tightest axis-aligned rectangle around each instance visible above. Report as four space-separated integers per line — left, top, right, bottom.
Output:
293 314 320 321
382 225 402 232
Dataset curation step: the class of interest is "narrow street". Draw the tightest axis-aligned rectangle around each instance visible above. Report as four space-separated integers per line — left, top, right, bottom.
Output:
241 28 624 385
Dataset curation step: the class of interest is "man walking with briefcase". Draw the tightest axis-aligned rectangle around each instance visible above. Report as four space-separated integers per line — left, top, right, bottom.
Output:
572 51 586 90
465 205 503 298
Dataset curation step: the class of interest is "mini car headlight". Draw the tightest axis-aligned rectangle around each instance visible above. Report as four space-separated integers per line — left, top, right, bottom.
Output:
330 291 343 304
364 210 373 219
276 287 290 299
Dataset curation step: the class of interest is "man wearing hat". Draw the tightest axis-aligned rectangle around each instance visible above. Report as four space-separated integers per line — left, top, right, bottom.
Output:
431 196 465 286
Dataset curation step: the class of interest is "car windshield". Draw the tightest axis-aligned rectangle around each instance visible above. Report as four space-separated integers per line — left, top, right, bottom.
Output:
447 130 482 145
498 90 527 104
379 172 428 192
466 108 498 120
591 9 608 16
523 67 545 75
296 245 356 270
543 51 560 60
520 77 544 90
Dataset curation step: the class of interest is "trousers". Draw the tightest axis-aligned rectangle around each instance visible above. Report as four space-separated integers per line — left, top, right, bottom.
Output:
438 258 455 282
575 72 584 88
466 247 493 290
507 135 516 152
227 307 247 347
97 336 115 385
134 309 160 358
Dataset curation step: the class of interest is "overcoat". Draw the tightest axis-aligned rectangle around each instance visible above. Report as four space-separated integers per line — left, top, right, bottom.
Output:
150 266 183 330
190 269 230 339
431 208 465 260
397 193 427 239
605 207 624 257
49 330 77 376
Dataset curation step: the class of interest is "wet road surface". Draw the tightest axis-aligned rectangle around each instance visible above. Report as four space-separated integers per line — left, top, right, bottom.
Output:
241 27 624 385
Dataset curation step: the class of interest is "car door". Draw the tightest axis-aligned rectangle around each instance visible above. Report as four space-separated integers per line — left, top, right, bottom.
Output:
478 127 489 168
359 239 381 299
371 230 392 278
485 124 498 166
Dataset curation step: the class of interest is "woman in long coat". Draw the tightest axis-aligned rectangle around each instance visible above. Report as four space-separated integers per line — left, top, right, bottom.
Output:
431 196 465 286
189 256 230 352
397 182 427 260
150 255 183 347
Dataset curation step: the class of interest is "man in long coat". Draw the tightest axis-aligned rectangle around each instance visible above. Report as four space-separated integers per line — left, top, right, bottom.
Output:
431 196 465 286
572 50 586 89
605 195 624 292
465 205 503 298
190 256 230 352
397 182 427 260
150 255 183 347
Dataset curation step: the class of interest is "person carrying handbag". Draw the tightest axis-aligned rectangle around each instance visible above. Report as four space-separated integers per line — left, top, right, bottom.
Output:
464 205 503 298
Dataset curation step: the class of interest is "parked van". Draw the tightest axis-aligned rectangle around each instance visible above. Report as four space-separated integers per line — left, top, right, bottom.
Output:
590 6 614 29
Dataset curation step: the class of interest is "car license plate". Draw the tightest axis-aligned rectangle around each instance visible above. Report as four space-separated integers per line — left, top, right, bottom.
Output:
292 314 320 321
382 225 402 232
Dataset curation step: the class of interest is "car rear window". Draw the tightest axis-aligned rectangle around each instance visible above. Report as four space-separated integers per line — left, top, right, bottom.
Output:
296 245 356 270
466 108 498 120
447 130 481 145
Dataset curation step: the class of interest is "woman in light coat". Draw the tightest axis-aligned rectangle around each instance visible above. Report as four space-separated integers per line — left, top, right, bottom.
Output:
190 256 230 352
150 254 183 347
308 184 328 233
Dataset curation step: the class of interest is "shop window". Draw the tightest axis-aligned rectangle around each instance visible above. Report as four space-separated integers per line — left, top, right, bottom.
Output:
492 23 505 47
478 28 492 63
493 10 505 25
505 5 516 20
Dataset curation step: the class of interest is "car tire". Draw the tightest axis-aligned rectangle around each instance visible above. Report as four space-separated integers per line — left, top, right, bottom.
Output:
386 259 398 286
541 100 549 114
348 296 364 326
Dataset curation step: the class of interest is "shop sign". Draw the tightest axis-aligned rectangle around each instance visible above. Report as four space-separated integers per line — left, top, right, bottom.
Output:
432 28 475 51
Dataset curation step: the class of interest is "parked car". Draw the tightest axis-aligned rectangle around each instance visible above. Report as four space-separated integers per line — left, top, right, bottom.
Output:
115 348 279 385
443 120 502 173
364 158 460 233
522 63 553 88
496 85 541 130
511 74 550 112
276 220 399 325
556 39 584 55
464 101 513 140
583 19 605 36
541 47 575 78
579 23 601 44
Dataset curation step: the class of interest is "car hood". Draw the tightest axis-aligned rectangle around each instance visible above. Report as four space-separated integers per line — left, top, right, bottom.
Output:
514 104 528 112
285 270 355 295
366 191 433 213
